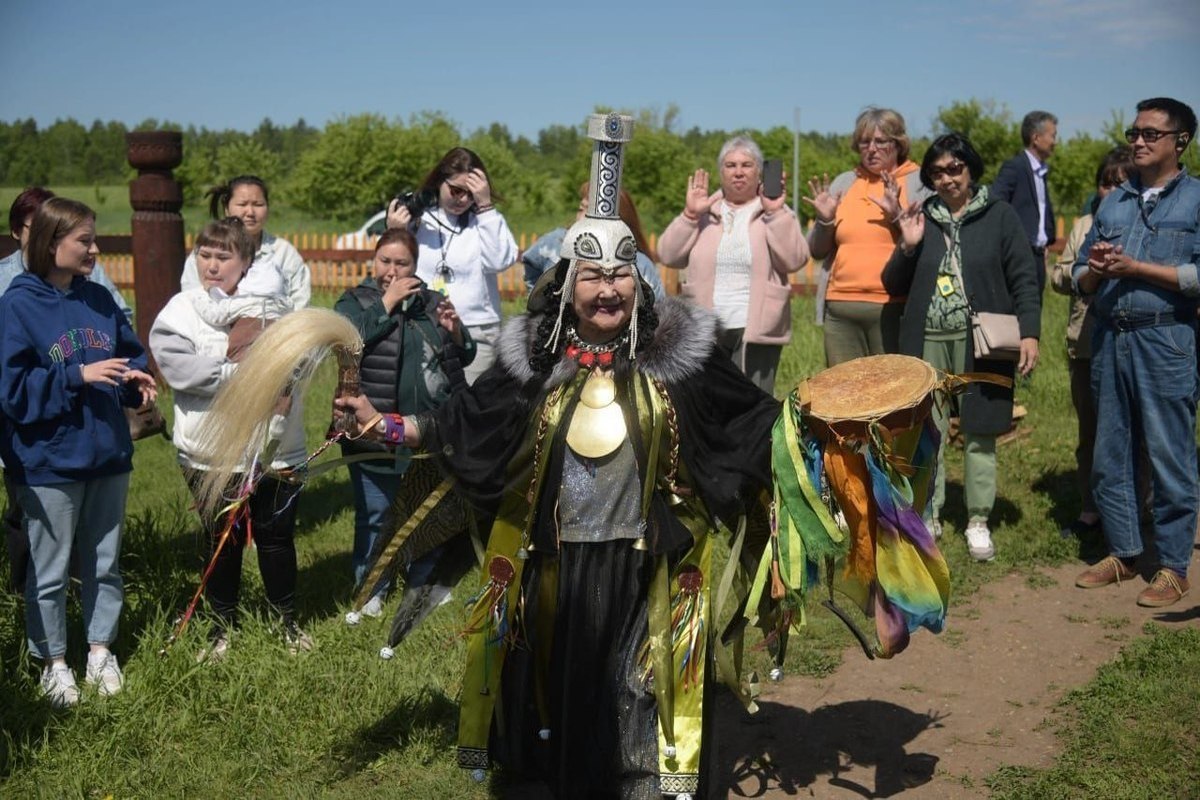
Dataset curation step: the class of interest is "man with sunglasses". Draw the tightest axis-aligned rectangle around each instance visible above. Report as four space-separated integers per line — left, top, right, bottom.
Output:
992 111 1059 294
1073 97 1199 608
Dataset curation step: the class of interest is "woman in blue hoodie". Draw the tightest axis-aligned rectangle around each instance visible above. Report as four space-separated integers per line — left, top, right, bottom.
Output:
0 197 156 708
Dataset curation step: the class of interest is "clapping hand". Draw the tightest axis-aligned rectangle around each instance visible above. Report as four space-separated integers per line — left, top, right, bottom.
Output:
684 170 719 220
803 174 841 224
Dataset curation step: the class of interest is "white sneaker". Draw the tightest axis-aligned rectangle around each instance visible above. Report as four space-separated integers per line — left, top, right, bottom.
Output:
41 663 80 708
85 649 125 696
965 521 995 562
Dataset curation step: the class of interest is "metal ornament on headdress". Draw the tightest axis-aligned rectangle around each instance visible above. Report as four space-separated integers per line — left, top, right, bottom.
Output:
546 113 640 357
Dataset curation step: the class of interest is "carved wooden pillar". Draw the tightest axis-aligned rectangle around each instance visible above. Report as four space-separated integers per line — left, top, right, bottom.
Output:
127 131 185 370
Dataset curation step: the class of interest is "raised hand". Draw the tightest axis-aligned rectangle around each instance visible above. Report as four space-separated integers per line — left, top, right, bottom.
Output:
869 169 902 221
386 198 413 231
761 170 789 214
685 169 719 219
437 299 464 345
895 200 925 251
802 174 841 223
382 275 422 313
464 168 492 209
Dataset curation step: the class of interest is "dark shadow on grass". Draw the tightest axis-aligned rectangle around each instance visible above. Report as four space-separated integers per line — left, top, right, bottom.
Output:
1031 467 1079 529
295 550 355 621
1154 605 1200 623
325 685 458 780
716 693 944 798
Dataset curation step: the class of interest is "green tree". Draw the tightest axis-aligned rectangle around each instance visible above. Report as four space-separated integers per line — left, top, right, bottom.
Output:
216 138 283 187
933 99 1021 183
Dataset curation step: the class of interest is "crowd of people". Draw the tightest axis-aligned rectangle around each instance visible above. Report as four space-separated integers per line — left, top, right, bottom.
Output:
0 96 1197 797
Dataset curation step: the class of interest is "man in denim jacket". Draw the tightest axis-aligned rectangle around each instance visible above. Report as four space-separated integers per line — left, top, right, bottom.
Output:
1072 97 1199 608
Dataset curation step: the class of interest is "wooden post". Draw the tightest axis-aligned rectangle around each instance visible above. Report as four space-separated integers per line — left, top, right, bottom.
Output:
127 131 185 371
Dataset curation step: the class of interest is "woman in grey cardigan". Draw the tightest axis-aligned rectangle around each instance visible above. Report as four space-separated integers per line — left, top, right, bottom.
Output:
883 133 1041 562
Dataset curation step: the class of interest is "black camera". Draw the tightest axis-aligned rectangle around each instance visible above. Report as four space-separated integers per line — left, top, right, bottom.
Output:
393 188 437 220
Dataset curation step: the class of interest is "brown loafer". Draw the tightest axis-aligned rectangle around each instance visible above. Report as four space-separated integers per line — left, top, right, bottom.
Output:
1075 556 1137 588
1136 570 1190 608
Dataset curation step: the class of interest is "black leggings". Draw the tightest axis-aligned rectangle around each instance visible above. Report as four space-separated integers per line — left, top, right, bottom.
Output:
184 469 301 627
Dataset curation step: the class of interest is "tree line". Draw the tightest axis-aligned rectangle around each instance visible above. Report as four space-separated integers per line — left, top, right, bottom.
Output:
3 100 1193 234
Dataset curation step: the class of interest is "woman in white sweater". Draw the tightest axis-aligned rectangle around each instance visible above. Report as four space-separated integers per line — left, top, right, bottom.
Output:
386 147 518 383
151 218 309 660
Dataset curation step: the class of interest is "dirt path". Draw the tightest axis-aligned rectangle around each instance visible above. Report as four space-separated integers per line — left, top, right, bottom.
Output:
717 545 1200 798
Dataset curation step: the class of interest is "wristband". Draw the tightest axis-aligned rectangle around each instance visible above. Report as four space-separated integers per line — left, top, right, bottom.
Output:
474 204 494 214
815 218 835 227
380 414 405 445
682 210 699 222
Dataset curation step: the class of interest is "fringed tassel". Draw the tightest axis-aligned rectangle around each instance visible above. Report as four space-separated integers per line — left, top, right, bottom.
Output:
544 260 579 353
670 567 705 691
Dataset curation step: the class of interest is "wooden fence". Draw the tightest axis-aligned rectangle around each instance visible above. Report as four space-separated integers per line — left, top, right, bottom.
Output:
81 216 1071 298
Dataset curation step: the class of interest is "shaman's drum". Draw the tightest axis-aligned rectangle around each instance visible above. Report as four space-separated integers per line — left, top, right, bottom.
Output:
802 354 938 445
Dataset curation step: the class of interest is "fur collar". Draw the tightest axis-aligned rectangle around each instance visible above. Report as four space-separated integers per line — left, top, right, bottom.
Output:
497 295 718 389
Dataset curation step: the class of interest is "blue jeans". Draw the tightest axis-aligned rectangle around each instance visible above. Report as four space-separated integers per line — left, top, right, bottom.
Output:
347 463 405 586
1091 322 1199 573
18 473 130 659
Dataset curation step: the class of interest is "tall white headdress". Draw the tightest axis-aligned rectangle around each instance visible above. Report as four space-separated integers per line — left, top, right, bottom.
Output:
545 113 642 357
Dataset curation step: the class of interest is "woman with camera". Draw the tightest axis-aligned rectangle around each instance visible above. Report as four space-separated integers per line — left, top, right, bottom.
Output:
386 148 519 383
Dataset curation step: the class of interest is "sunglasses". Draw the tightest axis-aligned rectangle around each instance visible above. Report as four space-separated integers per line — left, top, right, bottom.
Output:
445 183 474 202
927 161 967 180
1124 127 1181 144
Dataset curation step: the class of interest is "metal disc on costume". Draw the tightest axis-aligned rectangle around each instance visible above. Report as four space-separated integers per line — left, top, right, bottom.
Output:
567 402 627 458
580 371 617 407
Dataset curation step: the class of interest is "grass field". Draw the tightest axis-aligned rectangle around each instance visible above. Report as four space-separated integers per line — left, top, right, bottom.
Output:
0 290 1196 797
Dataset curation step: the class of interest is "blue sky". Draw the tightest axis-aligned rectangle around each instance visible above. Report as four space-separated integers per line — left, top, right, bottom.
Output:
2 0 1198 140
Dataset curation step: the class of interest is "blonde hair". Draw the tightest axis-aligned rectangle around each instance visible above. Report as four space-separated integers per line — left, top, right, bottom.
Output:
191 308 362 515
853 107 911 163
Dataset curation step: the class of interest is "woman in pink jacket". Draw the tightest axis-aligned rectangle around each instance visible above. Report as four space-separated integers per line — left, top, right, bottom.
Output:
659 135 808 394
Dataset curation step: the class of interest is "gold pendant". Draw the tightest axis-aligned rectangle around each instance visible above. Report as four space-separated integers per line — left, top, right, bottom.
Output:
566 370 626 458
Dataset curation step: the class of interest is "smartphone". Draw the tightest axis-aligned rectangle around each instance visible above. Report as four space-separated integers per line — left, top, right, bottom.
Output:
762 159 784 199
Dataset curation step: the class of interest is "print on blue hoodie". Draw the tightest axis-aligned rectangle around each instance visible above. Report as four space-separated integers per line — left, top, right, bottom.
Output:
0 272 147 486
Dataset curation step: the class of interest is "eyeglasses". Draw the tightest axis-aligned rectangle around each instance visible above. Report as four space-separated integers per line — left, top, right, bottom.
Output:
857 137 895 151
445 183 474 202
1124 127 1180 144
927 161 967 180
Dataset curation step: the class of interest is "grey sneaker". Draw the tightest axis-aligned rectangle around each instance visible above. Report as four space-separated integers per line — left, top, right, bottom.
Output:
41 663 80 708
284 621 314 655
85 650 125 696
965 521 995 562
196 633 231 664
361 594 385 618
